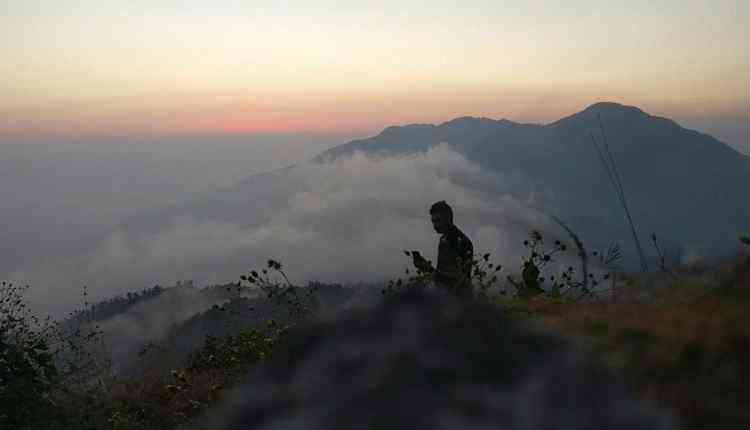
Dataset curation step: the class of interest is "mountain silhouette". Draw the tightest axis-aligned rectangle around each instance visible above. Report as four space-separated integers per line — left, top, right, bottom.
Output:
314 102 750 265
112 102 749 277
314 116 531 162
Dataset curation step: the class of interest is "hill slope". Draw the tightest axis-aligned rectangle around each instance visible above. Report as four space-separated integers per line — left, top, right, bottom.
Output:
314 102 750 264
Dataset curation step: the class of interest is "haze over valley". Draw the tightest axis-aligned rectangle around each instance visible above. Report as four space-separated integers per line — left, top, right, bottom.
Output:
3 103 749 317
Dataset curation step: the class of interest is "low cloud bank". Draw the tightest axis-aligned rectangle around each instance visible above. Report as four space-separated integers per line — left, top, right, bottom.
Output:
16 144 558 316
92 284 231 373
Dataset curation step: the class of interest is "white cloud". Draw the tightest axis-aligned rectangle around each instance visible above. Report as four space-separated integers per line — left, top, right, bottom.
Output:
14 144 554 316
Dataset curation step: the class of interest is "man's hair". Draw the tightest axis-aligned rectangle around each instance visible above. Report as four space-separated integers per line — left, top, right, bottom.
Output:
429 200 453 222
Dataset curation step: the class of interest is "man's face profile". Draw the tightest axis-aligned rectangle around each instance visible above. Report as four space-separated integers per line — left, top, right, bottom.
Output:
431 212 450 234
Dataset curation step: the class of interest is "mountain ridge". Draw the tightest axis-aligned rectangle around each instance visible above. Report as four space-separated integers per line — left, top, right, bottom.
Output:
103 100 750 290
316 102 746 164
311 101 750 265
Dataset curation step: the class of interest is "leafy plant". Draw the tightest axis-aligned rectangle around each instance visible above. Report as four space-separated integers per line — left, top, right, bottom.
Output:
0 281 114 429
506 230 567 298
385 251 502 298
240 259 319 320
469 252 504 299
188 320 282 373
507 230 616 301
0 282 59 428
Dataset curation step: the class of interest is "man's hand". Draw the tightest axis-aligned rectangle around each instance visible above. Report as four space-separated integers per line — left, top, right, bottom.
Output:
411 251 433 273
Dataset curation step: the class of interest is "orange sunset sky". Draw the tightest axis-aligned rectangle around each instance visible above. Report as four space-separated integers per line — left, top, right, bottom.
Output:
2 1 748 146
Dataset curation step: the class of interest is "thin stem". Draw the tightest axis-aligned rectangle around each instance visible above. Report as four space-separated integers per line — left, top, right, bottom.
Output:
651 233 678 281
594 115 649 272
551 215 588 292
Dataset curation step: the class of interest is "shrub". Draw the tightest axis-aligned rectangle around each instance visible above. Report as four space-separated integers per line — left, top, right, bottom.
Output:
188 321 283 374
240 259 320 320
0 282 59 428
510 230 621 301
0 282 113 429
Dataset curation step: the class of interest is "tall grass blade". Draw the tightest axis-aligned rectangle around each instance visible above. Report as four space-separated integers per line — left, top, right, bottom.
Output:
592 114 649 272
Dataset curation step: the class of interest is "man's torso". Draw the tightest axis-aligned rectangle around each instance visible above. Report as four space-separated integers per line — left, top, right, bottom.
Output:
435 225 473 291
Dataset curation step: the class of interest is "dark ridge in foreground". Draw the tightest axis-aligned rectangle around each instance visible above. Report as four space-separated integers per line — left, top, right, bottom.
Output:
197 291 676 430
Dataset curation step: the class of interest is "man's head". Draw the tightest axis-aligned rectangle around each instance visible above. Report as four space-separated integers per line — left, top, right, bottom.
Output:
429 201 453 234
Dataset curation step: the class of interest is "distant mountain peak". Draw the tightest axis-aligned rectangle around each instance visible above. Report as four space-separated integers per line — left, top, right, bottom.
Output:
439 116 500 127
548 101 651 127
581 101 648 117
379 123 435 136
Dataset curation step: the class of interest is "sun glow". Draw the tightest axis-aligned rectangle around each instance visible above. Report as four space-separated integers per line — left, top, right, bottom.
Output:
2 1 748 140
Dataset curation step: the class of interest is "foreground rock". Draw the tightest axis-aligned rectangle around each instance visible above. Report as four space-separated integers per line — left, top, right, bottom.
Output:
196 291 676 430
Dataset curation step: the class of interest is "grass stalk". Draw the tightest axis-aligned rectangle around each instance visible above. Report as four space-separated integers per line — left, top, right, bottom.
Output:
591 114 649 272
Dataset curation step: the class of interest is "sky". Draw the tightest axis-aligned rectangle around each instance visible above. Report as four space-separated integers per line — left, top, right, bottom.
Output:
2 0 748 149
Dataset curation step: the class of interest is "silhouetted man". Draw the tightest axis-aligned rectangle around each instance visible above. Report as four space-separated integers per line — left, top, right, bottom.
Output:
412 201 474 298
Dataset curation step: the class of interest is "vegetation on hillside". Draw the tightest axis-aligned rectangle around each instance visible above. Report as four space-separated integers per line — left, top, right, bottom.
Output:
2 234 749 429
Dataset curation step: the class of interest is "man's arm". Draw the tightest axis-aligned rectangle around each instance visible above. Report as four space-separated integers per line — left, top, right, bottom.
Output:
411 251 434 274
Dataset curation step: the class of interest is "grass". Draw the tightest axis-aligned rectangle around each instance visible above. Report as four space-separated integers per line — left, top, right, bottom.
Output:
506 254 750 429
4 246 750 429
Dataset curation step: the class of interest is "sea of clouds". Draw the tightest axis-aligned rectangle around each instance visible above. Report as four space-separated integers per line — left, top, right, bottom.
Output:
6 142 568 317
